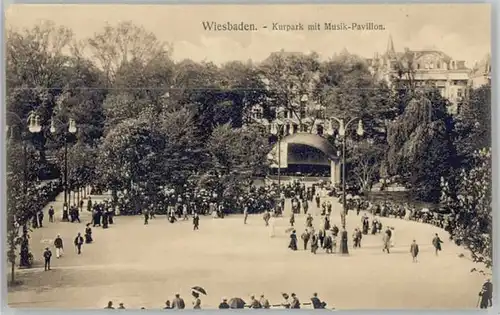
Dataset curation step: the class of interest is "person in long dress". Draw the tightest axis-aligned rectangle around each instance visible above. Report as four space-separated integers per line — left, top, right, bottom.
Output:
331 233 337 253
390 227 396 247
269 215 276 237
339 228 349 255
410 240 419 262
288 230 298 251
84 224 93 244
192 291 201 309
310 234 319 254
382 229 391 254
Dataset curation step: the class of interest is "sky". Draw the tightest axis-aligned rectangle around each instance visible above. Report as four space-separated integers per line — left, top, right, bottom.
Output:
5 4 491 68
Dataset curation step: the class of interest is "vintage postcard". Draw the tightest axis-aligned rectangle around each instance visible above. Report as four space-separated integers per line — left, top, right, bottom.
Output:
5 3 492 310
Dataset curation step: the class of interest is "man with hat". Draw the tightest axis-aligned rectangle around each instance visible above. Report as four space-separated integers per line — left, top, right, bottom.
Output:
432 233 443 256
479 279 493 308
193 213 200 230
74 232 84 255
43 247 52 271
301 229 311 250
54 234 64 258
48 206 55 223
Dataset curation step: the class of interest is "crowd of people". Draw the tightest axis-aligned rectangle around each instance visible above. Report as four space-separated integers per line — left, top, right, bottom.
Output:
111 182 282 219
25 192 117 271
16 180 62 228
22 177 492 309
280 183 454 261
342 196 456 239
41 227 97 271
102 291 329 310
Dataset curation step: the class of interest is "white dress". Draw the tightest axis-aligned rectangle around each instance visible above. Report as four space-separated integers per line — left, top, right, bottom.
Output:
269 217 276 237
390 230 396 247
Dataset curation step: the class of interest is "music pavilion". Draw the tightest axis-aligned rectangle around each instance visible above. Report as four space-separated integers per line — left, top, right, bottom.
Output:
268 133 341 184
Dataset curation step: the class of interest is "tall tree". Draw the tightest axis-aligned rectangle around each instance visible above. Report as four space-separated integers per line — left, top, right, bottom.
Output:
259 51 321 129
6 139 40 284
347 141 386 192
319 52 394 142
102 53 175 130
174 60 227 139
58 56 107 146
204 124 270 200
97 108 200 212
443 148 492 271
6 21 74 156
218 61 267 127
387 90 456 202
87 21 172 83
454 83 491 166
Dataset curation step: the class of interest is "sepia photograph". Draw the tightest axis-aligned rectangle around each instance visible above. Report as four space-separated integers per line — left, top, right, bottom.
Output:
4 3 492 310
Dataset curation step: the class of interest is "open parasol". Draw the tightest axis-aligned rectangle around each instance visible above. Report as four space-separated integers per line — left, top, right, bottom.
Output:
228 297 246 309
191 286 207 295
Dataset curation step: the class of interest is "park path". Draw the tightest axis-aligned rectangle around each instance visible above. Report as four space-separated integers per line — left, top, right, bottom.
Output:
11 190 111 273
46 190 110 223
8 188 488 309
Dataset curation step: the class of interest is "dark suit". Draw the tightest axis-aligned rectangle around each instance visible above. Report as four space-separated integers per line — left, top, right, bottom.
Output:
74 236 84 254
43 249 52 270
311 297 323 309
172 297 185 309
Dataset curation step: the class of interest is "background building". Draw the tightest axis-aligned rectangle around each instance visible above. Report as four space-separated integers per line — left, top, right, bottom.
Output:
367 35 471 115
470 54 491 88
247 39 490 181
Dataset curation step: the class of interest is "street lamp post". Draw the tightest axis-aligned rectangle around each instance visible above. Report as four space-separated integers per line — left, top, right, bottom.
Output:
6 110 42 268
50 117 77 221
269 93 308 213
271 123 285 212
328 117 364 228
